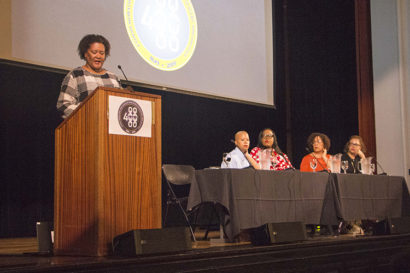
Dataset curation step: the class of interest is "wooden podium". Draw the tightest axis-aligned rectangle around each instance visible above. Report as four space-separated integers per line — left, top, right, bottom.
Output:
54 87 161 256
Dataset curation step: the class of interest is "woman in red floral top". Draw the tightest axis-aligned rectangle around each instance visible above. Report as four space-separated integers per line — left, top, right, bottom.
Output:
250 128 294 170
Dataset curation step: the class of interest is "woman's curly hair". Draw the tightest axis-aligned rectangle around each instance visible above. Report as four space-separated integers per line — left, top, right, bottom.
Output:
77 34 111 60
306 132 331 152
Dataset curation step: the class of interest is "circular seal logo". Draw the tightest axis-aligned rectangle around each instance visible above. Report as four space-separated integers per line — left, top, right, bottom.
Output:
118 100 144 134
124 0 198 71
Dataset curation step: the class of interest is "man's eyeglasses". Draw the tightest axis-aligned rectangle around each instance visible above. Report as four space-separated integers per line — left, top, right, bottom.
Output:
262 134 274 139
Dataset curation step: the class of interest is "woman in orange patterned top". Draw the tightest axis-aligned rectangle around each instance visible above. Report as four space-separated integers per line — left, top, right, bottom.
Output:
250 128 293 170
300 132 331 172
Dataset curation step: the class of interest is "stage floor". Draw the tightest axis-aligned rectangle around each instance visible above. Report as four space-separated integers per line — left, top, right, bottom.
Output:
2 229 410 273
0 228 367 255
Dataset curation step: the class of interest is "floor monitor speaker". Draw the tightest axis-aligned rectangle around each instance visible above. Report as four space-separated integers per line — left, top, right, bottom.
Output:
250 222 306 246
36 221 53 253
112 227 192 256
389 217 410 235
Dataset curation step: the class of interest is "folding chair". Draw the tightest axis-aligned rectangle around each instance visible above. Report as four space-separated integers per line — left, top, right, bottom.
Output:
162 164 197 241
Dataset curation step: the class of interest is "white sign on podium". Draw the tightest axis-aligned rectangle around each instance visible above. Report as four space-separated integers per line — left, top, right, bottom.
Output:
108 95 152 137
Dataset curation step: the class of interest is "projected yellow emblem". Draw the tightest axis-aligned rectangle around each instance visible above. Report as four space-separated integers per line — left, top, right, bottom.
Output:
124 0 198 71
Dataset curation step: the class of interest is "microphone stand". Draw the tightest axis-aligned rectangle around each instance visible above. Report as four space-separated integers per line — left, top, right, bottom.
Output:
305 148 328 172
117 65 134 91
310 153 329 173
373 157 387 175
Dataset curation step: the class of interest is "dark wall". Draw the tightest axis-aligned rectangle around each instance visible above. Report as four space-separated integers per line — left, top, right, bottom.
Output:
285 0 359 165
0 0 359 237
0 64 63 237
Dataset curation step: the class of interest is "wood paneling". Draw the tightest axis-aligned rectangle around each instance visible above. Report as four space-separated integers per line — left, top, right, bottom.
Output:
54 87 161 256
355 0 377 158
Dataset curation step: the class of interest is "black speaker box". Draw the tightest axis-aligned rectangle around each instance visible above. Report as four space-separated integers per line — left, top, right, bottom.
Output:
36 221 53 253
112 227 192 256
250 222 307 246
389 217 410 234
373 217 410 235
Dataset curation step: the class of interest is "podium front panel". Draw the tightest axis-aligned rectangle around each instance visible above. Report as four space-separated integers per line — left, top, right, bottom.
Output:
54 87 161 256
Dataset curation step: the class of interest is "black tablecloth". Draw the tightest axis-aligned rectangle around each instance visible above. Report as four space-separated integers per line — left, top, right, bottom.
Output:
188 169 410 241
331 173 410 220
187 169 332 241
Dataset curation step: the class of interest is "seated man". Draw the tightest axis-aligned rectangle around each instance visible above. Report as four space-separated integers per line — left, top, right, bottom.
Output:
221 131 260 169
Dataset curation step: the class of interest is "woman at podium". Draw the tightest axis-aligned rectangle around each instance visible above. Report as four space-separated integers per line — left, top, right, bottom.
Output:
56 34 121 119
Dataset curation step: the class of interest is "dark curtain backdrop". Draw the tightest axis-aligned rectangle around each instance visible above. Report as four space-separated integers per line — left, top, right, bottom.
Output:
285 0 358 164
0 0 359 237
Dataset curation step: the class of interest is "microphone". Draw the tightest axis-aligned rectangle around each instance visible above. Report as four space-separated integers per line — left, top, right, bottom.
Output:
117 65 134 91
222 153 231 164
117 65 128 81
373 158 387 175
222 152 231 168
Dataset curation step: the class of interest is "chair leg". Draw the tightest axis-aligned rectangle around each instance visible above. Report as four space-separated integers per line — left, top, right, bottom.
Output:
203 211 214 240
163 203 170 227
204 229 210 240
337 220 344 235
203 202 219 240
176 200 196 242
187 223 197 242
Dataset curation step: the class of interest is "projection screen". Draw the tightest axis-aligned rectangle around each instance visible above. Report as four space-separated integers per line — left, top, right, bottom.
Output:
11 0 274 106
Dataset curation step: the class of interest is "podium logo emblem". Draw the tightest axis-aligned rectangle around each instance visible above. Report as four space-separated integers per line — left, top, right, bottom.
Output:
118 100 144 134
